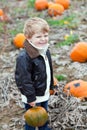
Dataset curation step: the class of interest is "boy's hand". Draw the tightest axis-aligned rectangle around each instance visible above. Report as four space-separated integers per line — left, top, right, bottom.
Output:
29 101 36 107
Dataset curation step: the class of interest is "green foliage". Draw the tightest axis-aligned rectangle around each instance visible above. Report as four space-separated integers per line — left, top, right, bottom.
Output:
56 34 79 47
47 18 66 26
27 0 35 8
55 74 67 81
47 14 79 28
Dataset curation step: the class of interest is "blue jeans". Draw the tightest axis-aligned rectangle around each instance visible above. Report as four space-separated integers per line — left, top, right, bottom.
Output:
24 101 51 130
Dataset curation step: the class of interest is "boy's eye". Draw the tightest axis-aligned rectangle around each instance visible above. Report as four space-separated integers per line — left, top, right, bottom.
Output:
36 36 41 38
44 35 48 37
35 34 48 38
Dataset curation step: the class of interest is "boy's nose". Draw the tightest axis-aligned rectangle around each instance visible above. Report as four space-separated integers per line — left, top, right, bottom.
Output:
41 36 45 40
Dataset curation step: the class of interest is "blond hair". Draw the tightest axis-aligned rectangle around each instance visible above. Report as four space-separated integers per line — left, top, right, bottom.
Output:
23 17 49 38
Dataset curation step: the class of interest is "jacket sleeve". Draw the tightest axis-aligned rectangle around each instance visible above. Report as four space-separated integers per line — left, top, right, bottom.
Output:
15 53 36 103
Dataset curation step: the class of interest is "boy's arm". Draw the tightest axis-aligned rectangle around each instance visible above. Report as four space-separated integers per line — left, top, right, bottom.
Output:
15 54 36 103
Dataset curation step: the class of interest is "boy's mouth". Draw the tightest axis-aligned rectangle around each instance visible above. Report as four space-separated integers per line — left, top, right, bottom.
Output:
39 42 47 45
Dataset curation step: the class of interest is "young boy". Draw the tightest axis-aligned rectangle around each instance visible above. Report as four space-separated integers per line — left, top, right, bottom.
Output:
15 17 54 130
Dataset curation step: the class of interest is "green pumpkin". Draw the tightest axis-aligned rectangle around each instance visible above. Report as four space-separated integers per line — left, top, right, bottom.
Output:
24 106 48 127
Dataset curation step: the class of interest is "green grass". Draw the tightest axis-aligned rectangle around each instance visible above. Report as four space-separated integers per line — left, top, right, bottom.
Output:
47 14 79 28
12 7 28 16
55 34 79 47
27 0 35 8
9 21 24 37
55 74 67 81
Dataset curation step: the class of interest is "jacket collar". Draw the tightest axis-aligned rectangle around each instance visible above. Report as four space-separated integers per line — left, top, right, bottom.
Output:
24 40 40 59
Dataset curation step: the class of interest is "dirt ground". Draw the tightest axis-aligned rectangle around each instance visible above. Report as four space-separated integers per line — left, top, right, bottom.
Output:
0 0 87 130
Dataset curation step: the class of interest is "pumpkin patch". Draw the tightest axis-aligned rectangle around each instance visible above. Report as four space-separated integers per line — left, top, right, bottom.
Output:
24 106 48 127
0 0 87 130
34 0 71 16
64 80 87 98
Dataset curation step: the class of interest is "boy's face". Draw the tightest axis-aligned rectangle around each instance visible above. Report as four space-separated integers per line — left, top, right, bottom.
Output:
28 32 49 48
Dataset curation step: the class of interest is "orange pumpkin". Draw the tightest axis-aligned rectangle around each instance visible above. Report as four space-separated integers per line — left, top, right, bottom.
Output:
50 89 55 95
13 33 26 48
64 80 87 98
0 9 11 23
54 0 70 9
70 42 87 63
48 3 64 16
24 106 48 127
48 2 54 8
35 0 48 11
0 9 4 16
0 14 11 22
